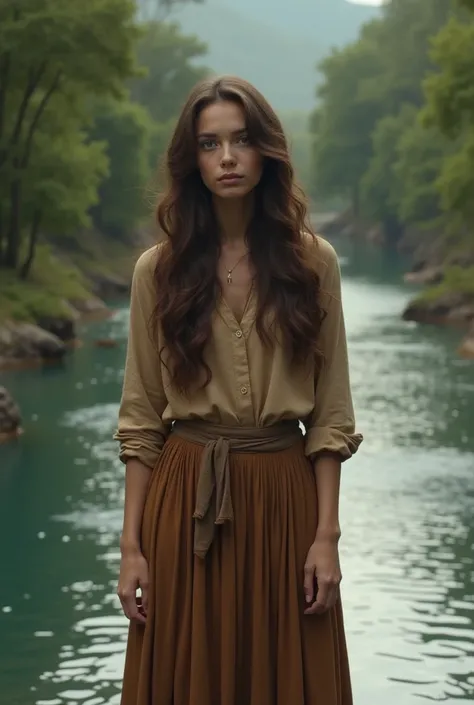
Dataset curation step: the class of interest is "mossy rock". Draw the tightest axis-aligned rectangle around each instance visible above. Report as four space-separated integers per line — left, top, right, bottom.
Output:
0 386 22 439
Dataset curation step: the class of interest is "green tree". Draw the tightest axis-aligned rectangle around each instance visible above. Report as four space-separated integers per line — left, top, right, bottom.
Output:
360 105 417 240
0 0 139 271
279 110 312 192
436 130 474 227
311 33 382 214
310 0 452 220
130 21 208 124
421 0 474 237
88 19 210 239
422 8 474 138
88 98 154 240
20 114 109 279
394 117 448 227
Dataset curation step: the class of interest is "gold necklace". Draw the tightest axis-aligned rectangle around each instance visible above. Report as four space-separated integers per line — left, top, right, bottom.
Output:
225 252 248 284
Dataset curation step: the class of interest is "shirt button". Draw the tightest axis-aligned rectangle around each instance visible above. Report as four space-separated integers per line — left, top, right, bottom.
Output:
240 386 248 395
235 329 243 338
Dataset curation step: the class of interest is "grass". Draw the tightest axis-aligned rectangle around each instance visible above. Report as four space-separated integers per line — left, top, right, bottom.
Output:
0 245 92 322
68 235 137 282
0 231 140 324
417 265 474 303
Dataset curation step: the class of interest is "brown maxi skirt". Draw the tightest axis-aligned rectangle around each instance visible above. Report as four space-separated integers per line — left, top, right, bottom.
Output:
120 431 353 705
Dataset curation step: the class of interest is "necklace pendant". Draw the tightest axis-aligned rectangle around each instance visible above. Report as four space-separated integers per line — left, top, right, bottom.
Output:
227 271 232 284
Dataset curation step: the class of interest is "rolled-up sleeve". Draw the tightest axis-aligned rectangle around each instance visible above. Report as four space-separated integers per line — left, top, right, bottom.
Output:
113 247 170 468
304 240 363 461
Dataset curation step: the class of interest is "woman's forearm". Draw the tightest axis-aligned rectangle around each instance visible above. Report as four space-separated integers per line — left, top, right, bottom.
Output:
313 454 342 541
120 458 153 555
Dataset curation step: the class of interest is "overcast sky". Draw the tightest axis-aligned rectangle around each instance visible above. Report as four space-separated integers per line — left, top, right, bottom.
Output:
348 0 385 5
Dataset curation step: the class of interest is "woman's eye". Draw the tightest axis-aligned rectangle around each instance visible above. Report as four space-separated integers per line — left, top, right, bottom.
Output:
200 139 218 150
236 134 249 145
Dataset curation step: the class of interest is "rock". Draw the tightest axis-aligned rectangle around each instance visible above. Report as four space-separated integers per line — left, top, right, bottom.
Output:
71 297 109 315
71 297 113 324
404 266 444 286
94 338 118 348
0 320 66 366
0 386 22 442
89 272 129 300
36 314 76 342
445 303 474 324
402 292 474 326
459 324 474 360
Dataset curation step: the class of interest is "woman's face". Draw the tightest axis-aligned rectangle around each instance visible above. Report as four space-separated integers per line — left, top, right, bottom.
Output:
196 100 263 199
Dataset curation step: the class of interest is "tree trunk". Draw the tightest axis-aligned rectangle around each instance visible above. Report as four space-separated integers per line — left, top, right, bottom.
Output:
3 72 61 271
19 209 41 280
4 177 21 269
20 71 61 170
0 202 4 266
0 62 46 170
0 52 11 147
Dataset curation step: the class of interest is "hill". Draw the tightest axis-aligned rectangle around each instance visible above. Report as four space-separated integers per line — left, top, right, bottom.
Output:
169 0 381 109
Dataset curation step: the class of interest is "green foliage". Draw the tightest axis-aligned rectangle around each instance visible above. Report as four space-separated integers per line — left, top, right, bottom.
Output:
310 0 469 243
24 105 109 235
0 0 140 272
420 2 474 235
0 0 209 322
279 111 312 192
422 18 474 138
436 128 474 223
0 245 92 321
130 21 208 124
149 119 176 171
311 36 382 210
417 265 474 303
393 117 448 226
360 106 417 232
88 98 154 239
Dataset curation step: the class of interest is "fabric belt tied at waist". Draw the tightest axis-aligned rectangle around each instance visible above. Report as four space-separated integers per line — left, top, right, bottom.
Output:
171 420 302 559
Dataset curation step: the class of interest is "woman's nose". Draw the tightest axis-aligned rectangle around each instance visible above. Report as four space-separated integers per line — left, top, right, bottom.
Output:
221 143 236 166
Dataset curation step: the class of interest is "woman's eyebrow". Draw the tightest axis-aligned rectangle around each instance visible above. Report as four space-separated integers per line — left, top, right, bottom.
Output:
197 128 247 139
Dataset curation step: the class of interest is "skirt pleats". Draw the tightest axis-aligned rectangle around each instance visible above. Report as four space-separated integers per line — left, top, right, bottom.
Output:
120 435 352 705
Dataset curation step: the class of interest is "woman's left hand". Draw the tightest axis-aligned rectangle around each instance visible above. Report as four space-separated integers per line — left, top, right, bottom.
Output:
303 535 342 615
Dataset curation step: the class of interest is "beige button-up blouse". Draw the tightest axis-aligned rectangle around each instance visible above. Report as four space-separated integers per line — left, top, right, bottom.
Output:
114 235 363 468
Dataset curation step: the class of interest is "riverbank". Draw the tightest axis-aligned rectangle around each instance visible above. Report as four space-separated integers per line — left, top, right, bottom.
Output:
317 210 474 359
0 229 151 438
0 229 152 369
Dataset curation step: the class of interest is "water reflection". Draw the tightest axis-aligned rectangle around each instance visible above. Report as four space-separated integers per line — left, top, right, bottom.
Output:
0 240 473 704
341 449 474 703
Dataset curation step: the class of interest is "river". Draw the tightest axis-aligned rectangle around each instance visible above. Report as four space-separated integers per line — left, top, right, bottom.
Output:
0 238 473 705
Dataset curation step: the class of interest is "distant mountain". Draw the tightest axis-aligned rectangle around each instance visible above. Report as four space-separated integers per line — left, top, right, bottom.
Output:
169 0 380 110
219 0 380 46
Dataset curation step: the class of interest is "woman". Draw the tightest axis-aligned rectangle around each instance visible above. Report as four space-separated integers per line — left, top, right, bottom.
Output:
114 75 363 705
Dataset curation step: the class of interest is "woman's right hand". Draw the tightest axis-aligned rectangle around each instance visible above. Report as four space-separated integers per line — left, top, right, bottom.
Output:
117 549 149 625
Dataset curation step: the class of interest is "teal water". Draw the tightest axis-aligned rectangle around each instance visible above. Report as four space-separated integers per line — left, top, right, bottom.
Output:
0 239 473 705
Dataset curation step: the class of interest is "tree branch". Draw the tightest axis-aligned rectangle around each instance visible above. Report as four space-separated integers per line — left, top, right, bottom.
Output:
0 60 47 169
19 208 42 280
21 70 62 169
0 200 4 265
0 52 11 142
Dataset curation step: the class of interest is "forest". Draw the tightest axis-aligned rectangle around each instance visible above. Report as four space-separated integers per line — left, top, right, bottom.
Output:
311 0 474 307
0 0 208 322
0 0 473 326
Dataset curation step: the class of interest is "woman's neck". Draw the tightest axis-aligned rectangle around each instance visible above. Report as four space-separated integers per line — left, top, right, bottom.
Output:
213 194 254 246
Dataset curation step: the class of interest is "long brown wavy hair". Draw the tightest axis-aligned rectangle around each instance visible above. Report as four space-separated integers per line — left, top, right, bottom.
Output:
154 75 326 395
